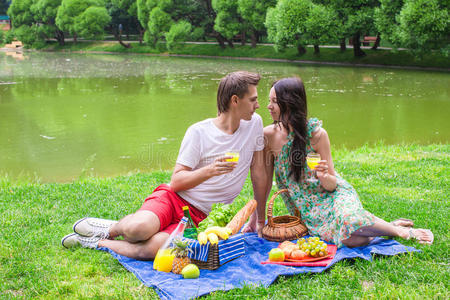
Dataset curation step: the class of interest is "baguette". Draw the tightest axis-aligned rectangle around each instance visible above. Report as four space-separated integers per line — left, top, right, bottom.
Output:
226 199 257 235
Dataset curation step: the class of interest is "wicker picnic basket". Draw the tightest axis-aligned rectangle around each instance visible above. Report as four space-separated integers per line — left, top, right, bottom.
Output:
189 199 257 270
261 189 308 242
191 244 220 270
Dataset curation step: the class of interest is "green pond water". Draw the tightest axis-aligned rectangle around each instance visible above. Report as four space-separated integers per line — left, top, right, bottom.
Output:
0 51 449 182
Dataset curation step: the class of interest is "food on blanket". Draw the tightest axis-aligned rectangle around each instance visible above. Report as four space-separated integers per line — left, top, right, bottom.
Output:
207 232 219 245
205 226 230 240
197 232 208 245
279 241 297 250
171 239 193 274
281 245 296 258
198 203 234 233
226 199 257 235
181 264 200 279
269 248 285 262
290 249 307 260
155 248 175 272
298 237 328 258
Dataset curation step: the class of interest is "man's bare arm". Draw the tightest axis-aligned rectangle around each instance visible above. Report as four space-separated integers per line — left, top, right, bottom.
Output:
170 156 237 192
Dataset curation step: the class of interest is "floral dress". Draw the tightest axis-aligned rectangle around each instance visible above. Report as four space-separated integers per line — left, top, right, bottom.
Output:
274 118 375 247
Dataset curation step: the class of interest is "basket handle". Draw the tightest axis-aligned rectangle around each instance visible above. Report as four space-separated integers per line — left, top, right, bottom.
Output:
266 189 303 226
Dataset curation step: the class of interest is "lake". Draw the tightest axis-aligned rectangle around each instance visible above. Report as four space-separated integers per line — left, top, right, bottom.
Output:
0 51 448 182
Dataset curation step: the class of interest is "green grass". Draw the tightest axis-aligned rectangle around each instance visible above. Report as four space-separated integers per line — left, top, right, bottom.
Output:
40 41 450 69
1 144 449 298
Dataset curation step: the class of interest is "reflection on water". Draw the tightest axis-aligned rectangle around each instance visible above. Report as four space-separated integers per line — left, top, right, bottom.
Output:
0 52 449 182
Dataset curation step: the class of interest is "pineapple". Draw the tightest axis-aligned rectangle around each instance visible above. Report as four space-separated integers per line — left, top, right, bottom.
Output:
171 239 192 274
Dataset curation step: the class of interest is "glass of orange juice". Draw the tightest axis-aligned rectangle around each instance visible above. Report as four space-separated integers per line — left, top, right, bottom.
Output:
225 151 240 162
306 153 321 182
153 248 175 272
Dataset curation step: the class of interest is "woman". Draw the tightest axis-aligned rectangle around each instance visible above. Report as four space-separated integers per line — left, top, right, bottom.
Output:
245 77 433 248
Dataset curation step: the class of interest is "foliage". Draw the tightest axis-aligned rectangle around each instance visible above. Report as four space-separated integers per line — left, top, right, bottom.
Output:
212 0 241 41
197 203 236 232
395 0 449 56
12 25 38 46
4 29 14 43
75 6 111 39
265 0 312 54
374 0 404 44
0 29 4 44
191 26 204 41
7 0 34 28
145 6 172 46
165 20 191 50
237 0 276 46
56 0 110 40
304 3 337 48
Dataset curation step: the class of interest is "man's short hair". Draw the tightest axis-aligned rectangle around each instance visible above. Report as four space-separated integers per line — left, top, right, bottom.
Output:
217 71 261 114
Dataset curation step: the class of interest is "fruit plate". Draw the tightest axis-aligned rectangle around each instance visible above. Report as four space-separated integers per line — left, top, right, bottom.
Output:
285 254 332 262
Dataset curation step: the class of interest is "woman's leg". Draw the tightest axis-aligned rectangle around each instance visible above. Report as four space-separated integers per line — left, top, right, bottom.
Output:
342 216 433 247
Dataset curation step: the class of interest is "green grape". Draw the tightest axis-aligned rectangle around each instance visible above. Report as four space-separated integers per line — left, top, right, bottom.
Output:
319 251 324 257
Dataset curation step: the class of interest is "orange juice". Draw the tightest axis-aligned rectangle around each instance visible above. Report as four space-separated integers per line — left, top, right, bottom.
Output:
225 152 240 162
153 249 174 272
306 157 320 170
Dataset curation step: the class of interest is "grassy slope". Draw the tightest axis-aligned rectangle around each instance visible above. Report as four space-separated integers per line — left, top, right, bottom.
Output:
1 144 449 298
41 41 450 69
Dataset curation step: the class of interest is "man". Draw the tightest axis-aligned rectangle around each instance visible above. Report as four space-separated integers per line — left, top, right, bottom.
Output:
61 71 267 260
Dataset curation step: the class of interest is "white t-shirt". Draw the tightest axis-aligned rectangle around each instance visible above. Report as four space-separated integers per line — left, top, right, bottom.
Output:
176 113 264 214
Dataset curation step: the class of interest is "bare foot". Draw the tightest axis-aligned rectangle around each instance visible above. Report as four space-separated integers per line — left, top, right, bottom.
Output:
398 227 434 245
390 218 414 228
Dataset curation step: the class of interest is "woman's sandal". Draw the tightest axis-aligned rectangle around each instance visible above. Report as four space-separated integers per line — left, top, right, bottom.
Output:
390 218 414 228
408 228 434 245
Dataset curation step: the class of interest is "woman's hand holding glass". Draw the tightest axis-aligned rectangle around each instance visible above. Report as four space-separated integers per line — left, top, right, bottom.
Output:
314 160 330 181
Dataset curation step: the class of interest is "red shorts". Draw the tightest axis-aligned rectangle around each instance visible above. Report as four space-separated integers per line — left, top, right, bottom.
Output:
139 184 207 234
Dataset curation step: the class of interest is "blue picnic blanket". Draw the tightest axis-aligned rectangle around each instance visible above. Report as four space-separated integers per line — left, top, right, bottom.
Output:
99 233 419 300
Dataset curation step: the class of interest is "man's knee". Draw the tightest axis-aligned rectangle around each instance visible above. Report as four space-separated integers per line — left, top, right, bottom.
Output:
122 211 160 239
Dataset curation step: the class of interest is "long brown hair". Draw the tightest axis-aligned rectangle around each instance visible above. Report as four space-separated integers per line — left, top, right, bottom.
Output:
273 77 308 183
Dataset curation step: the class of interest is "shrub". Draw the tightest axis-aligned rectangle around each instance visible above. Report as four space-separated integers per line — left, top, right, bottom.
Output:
165 21 192 51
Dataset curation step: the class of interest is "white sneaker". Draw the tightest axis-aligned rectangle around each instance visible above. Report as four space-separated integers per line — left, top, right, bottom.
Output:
73 217 117 239
61 233 101 249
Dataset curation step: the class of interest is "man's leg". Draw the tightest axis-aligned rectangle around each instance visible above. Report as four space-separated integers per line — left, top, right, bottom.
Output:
109 210 160 243
99 231 169 260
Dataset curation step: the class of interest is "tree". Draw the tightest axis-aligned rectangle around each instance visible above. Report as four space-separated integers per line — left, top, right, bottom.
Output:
7 0 34 28
55 0 109 42
212 0 241 47
32 0 65 45
305 3 337 54
109 0 143 44
395 0 449 56
75 6 111 39
146 6 172 46
237 0 276 47
165 20 191 50
265 0 312 55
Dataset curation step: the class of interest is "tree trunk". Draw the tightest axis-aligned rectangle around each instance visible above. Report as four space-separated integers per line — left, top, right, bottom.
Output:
241 30 246 46
227 38 234 48
251 31 257 48
215 33 226 49
297 44 306 55
113 29 131 48
314 45 320 54
352 33 366 57
139 28 144 44
55 30 65 46
340 38 346 51
372 33 381 50
73 33 77 44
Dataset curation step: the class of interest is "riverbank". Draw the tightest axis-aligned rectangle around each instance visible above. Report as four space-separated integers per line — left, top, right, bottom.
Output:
1 143 449 298
38 41 450 70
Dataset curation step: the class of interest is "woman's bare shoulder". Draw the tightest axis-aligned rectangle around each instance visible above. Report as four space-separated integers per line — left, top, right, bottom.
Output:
264 124 277 136
310 128 329 146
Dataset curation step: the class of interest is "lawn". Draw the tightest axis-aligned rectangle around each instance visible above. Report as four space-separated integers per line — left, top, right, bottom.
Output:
1 144 449 298
40 41 450 70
